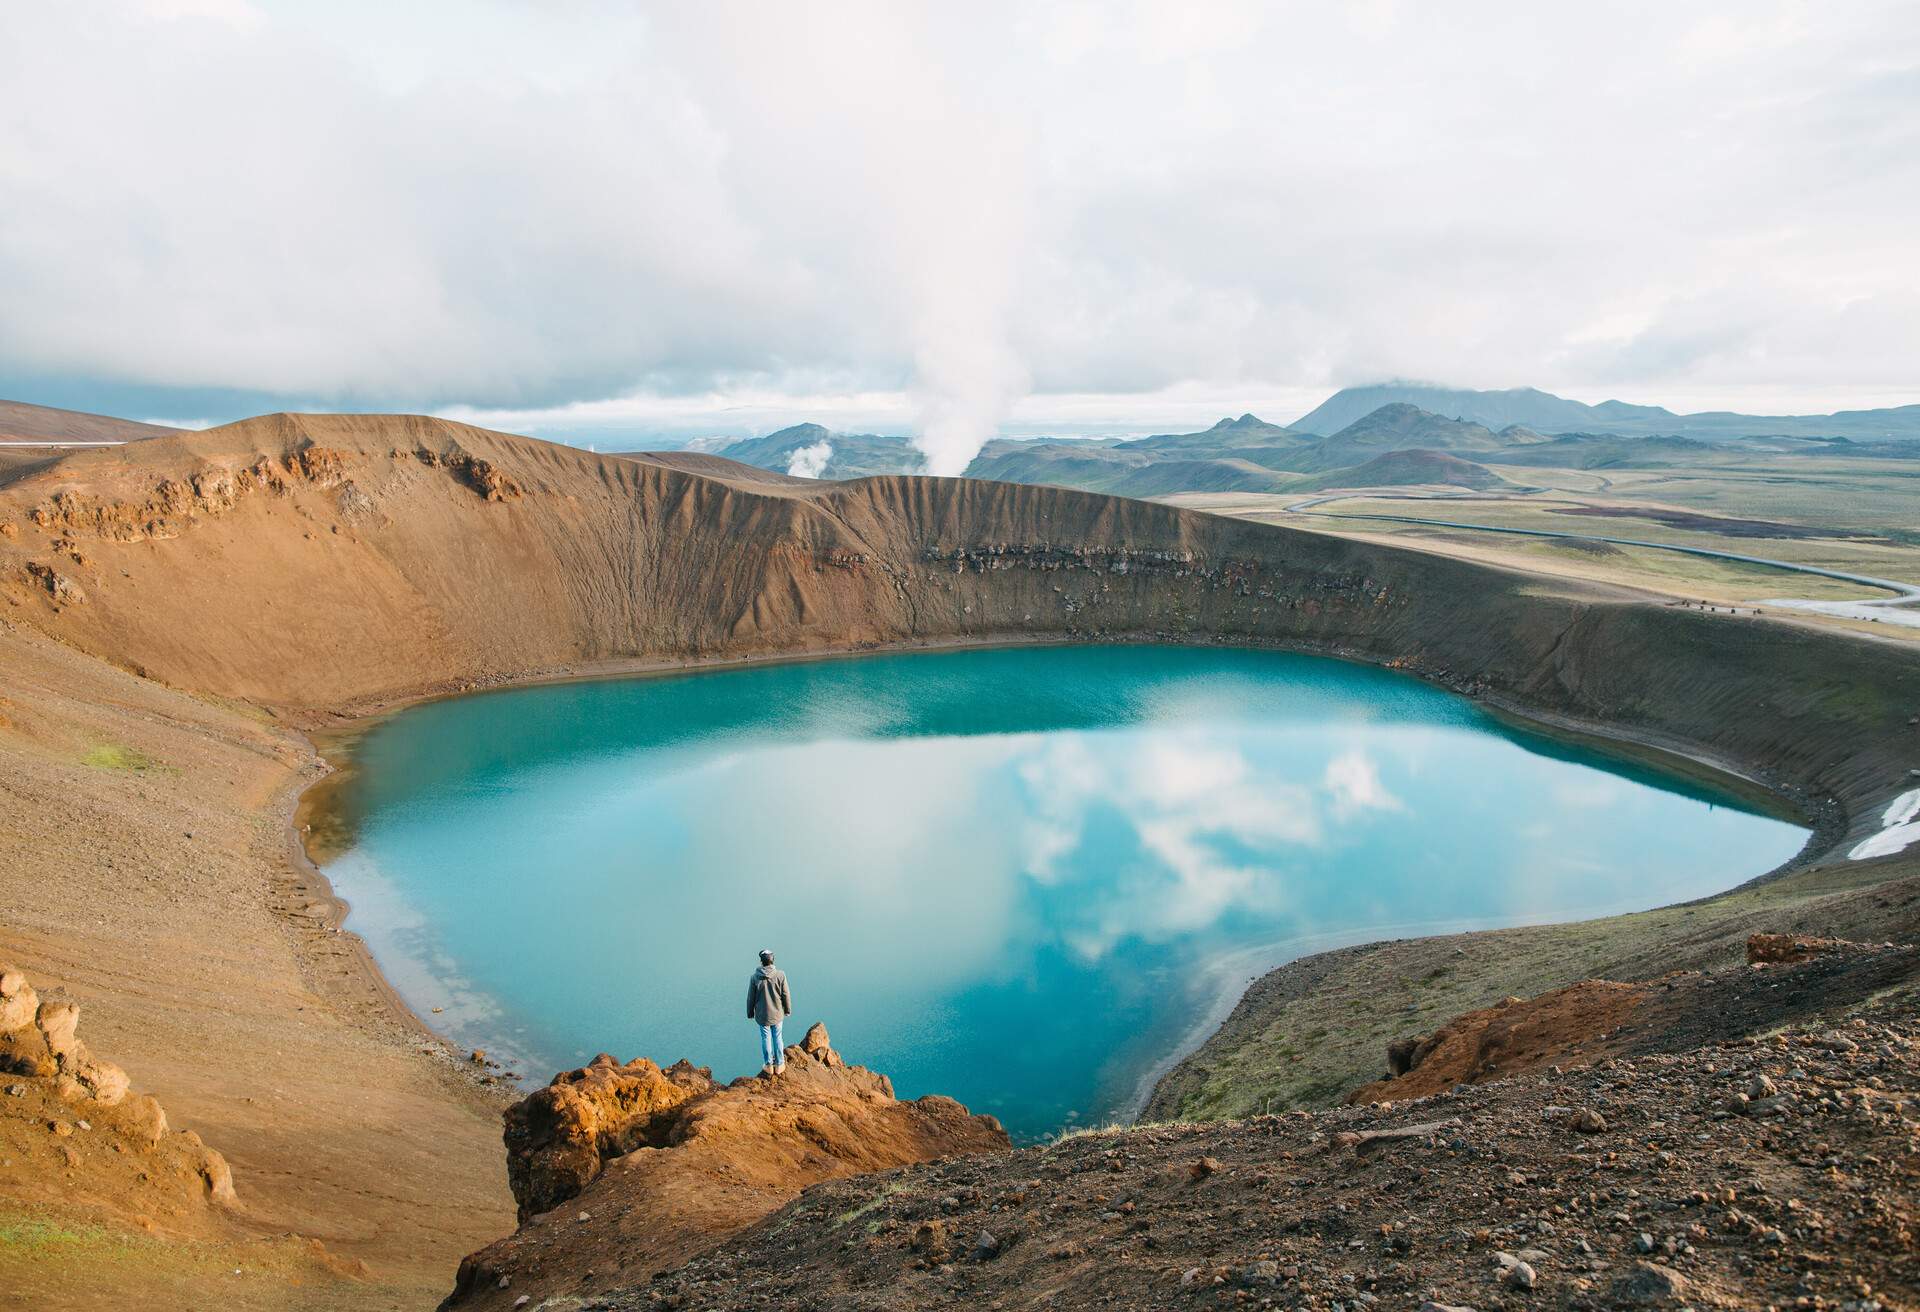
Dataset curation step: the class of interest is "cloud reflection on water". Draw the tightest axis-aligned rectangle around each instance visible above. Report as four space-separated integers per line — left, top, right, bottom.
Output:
324 647 1806 1136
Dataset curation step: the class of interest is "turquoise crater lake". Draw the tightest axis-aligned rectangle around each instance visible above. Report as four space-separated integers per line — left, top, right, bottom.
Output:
321 646 1804 1139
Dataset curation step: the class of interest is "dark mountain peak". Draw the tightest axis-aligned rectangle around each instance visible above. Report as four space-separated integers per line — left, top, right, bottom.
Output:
1114 413 1304 454
1368 402 1426 422
760 422 832 446
1334 403 1493 440
1207 412 1277 432
1591 399 1675 420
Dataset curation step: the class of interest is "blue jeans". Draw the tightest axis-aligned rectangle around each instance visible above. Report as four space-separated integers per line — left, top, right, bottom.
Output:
759 1020 784 1067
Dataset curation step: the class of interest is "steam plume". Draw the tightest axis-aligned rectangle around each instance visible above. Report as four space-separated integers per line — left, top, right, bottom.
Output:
785 440 834 479
911 326 1027 477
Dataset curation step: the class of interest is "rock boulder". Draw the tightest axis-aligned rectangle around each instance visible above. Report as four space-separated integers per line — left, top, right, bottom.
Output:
502 1053 713 1220
0 966 37 1032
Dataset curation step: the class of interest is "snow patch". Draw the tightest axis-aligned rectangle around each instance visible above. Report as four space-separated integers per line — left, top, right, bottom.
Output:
1849 786 1920 859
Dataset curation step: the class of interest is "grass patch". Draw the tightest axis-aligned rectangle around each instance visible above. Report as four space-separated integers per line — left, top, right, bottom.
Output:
1044 1122 1134 1147
0 1217 108 1252
832 1180 914 1228
0 1212 155 1275
81 743 164 772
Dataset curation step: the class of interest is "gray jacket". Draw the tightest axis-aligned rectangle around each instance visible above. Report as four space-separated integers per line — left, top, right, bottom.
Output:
747 964 792 1026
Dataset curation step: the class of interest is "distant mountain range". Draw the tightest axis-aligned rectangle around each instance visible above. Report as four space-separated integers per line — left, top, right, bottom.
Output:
686 381 1920 500
1291 383 1920 441
705 405 1543 497
8 386 1915 507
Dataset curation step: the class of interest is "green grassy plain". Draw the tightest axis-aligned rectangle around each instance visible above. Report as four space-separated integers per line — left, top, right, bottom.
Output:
1166 449 1920 629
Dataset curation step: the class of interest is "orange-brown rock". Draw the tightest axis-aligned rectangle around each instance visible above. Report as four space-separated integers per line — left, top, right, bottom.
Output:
1351 979 1648 1103
23 559 85 604
504 1053 714 1220
444 1029 1009 1309
0 965 238 1227
801 1019 841 1065
447 451 523 501
0 966 38 1033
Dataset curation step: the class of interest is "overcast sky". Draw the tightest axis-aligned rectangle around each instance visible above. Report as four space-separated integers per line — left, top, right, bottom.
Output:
3 1 1917 466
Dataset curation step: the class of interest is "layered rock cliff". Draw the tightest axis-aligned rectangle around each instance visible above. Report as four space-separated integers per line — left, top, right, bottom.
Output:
1 412 1914 865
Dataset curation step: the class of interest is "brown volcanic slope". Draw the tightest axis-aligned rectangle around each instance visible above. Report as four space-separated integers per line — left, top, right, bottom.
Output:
2 411 1919 1306
0 403 178 491
0 607 513 1309
0 398 180 443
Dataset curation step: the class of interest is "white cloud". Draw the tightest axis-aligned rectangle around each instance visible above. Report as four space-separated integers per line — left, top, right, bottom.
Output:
1014 732 1322 958
4 0 1918 443
1324 750 1402 821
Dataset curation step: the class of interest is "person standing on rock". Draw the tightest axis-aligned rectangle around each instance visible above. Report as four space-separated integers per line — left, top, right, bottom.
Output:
747 949 792 1075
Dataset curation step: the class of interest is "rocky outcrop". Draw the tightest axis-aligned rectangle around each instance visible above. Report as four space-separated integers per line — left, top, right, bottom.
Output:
23 558 85 605
1348 936 1919 1105
448 451 523 502
504 1053 713 1220
24 446 352 543
0 969 132 1106
444 1024 1008 1310
18 433 520 552
0 965 238 1223
1350 979 1646 1103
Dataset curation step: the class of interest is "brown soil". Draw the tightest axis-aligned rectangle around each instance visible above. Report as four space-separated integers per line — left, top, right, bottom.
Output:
444 1025 1009 1311
1350 980 1648 1104
0 447 63 486
0 399 178 444
0 620 514 1310
614 993 1920 1311
1347 939 1920 1103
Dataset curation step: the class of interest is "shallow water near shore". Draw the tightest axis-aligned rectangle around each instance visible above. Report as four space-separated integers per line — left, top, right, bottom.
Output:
320 645 1804 1139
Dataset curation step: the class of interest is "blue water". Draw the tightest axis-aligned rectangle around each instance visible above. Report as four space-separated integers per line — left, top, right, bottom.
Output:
322 645 1804 1139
